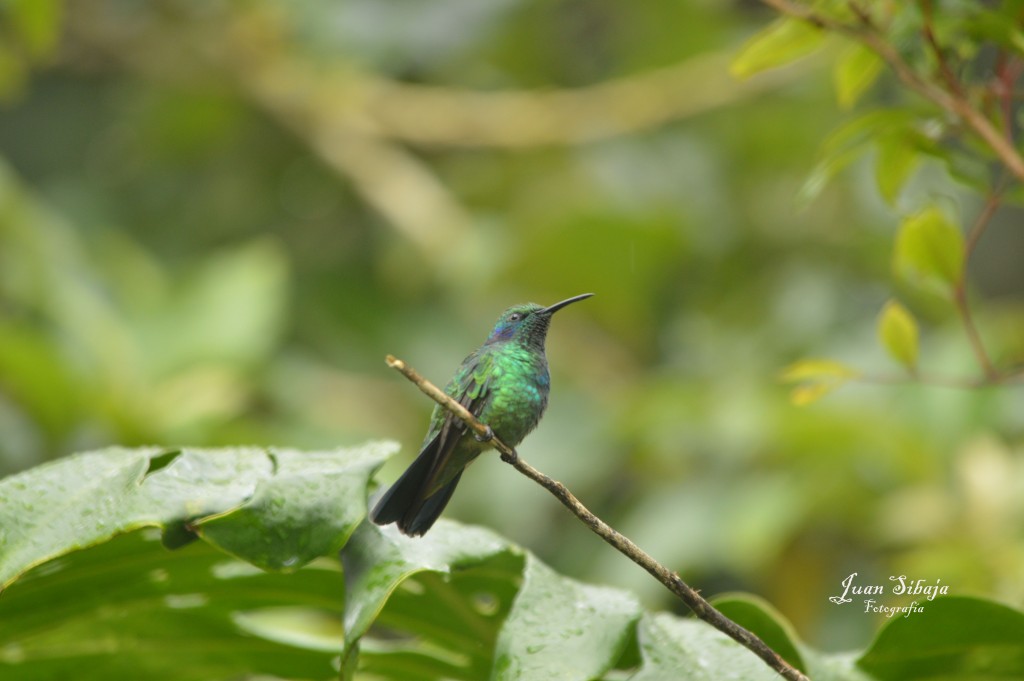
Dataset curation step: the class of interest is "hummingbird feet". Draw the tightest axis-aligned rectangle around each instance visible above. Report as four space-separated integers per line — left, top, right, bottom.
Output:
500 449 518 464
474 425 495 443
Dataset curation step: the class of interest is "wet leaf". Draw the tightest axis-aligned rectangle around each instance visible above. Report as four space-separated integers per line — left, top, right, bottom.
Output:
197 444 396 571
0 531 344 681
0 443 395 588
858 597 1024 680
494 555 640 681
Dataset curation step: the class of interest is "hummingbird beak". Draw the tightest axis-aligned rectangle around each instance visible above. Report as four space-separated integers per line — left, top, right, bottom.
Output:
540 293 594 316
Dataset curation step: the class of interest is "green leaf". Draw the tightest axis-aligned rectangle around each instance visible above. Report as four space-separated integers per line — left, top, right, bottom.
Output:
712 594 806 673
877 300 919 370
0 530 344 681
340 520 520 678
493 555 640 681
779 358 859 383
798 145 869 206
892 207 965 292
799 110 916 205
629 613 779 680
834 43 884 109
197 445 395 571
0 443 396 588
779 358 859 406
857 596 1024 680
731 18 825 79
875 132 920 205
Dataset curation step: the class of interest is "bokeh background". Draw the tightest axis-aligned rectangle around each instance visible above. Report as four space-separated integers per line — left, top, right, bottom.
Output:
2 0 1023 652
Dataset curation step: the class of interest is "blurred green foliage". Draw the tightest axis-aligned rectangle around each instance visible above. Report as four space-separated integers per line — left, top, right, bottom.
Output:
1 0 1022 654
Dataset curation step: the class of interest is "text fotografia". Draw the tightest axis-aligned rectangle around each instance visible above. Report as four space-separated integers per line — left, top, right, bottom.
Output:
829 573 948 617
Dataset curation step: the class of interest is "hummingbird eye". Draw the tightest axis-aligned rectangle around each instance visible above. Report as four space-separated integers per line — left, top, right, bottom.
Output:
509 312 523 321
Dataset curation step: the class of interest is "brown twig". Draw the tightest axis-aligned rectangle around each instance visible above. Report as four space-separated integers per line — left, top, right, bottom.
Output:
919 0 963 96
954 191 1003 380
856 373 980 389
855 373 991 390
385 354 810 681
919 0 1007 381
994 52 1014 143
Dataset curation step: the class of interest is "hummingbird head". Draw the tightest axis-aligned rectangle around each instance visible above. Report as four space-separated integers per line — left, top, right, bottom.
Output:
485 293 593 348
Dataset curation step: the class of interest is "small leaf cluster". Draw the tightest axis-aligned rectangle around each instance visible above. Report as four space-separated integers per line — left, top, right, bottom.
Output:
782 204 964 401
739 1 1024 402
736 1 1024 197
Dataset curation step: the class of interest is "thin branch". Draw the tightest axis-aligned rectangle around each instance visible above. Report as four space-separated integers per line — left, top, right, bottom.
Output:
993 51 1015 143
855 372 987 389
359 51 808 148
385 355 810 681
919 0 963 97
856 373 979 389
72 4 813 150
955 190 1003 380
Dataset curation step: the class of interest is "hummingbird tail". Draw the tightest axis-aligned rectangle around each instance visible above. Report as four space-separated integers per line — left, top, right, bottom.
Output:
400 470 463 536
369 434 463 536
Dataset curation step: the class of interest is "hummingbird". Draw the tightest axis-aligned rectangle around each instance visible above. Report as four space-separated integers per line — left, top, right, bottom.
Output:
371 293 594 536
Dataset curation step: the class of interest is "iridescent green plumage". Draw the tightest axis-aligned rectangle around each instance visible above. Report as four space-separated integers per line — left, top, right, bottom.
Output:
371 294 593 536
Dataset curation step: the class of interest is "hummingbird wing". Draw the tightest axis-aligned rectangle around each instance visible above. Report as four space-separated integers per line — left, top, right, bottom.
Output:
422 350 494 485
370 348 495 536
434 349 494 444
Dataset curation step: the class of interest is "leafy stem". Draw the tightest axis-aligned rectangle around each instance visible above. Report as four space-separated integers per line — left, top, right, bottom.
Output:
758 0 1024 182
761 0 1023 393
384 354 810 681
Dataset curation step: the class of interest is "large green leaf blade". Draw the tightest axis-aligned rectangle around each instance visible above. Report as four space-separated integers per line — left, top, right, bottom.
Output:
197 444 395 571
712 593 806 674
340 520 520 678
359 552 525 681
493 555 641 681
0 443 396 589
857 596 1024 680
1 447 151 587
630 607 870 681
629 613 778 681
0 530 344 681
